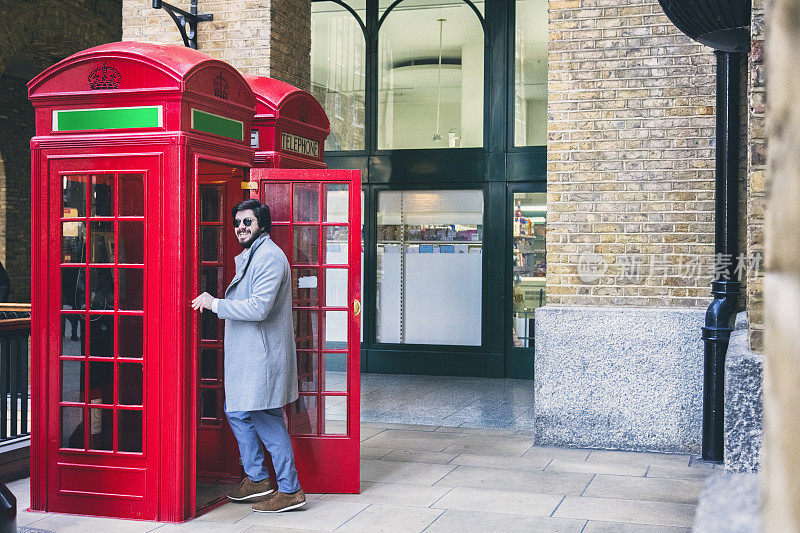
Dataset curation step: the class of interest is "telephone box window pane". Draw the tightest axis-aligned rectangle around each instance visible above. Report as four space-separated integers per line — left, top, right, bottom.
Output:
88 361 114 404
378 1 484 149
324 353 347 392
293 268 319 307
323 311 348 350
61 360 85 403
324 268 347 308
270 225 291 256
323 184 349 223
322 396 347 435
119 363 143 405
290 395 318 435
201 349 218 379
311 1 366 151
89 268 114 310
293 226 319 264
119 174 144 217
201 389 218 418
88 315 114 357
61 268 86 310
293 183 320 222
201 267 220 297
88 408 113 450
118 315 143 358
61 315 85 356
293 310 319 350
297 352 318 392
61 407 84 448
118 410 143 452
90 221 115 263
62 222 86 263
201 186 220 222
118 221 144 264
201 227 220 262
263 183 291 222
91 174 115 217
324 226 348 264
201 312 218 341
62 175 87 217
514 0 548 147
118 269 144 310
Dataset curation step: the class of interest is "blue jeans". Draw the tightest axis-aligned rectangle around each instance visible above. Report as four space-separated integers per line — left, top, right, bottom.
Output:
225 408 301 493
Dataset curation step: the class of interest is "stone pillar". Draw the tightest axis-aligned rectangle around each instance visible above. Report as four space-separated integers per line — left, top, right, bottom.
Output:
122 0 311 88
763 0 800 529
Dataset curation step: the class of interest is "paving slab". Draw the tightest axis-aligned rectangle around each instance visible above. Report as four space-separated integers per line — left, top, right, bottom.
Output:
645 465 716 480
195 501 254 523
336 504 443 532
553 496 696 528
148 521 251 532
586 450 691 468
583 521 691 533
522 446 593 462
449 452 551 470
318 481 449 507
360 459 457 485
583 475 704 504
441 434 536 457
545 459 647 477
431 486 563 516
363 430 467 452
379 449 460 465
359 446 394 460
434 465 592 495
20 513 159 533
237 500 368 531
423 509 586 533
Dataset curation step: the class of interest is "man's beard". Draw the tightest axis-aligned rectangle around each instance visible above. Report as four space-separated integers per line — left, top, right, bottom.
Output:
238 228 262 248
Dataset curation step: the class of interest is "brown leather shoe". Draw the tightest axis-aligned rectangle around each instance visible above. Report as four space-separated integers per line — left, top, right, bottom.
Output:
252 489 306 512
227 477 275 502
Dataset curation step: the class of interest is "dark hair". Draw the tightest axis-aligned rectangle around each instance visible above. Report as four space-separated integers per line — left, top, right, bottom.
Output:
232 199 271 234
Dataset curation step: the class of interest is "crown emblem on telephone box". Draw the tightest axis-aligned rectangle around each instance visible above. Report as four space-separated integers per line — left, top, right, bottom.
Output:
214 73 229 99
88 62 121 90
298 104 310 124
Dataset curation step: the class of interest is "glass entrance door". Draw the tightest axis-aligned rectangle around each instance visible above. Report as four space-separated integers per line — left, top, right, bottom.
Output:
257 169 361 494
195 160 246 510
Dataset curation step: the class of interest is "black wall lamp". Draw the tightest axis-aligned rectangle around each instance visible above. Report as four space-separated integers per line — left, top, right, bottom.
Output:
656 0 752 462
151 0 213 50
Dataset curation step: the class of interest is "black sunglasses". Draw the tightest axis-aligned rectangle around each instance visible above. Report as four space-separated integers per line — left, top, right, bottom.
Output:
232 217 255 228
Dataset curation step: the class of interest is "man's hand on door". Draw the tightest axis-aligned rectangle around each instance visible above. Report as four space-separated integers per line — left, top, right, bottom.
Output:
191 292 215 312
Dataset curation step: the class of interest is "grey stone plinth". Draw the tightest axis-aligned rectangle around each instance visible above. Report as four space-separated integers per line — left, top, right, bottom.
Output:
724 312 763 473
693 471 761 533
534 306 704 453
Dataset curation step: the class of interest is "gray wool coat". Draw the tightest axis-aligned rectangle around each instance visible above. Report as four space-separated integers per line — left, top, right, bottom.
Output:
216 232 299 412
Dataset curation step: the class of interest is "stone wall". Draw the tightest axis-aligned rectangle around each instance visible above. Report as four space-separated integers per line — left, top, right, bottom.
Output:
0 0 122 302
747 0 767 352
547 0 718 308
122 0 311 89
763 0 800 528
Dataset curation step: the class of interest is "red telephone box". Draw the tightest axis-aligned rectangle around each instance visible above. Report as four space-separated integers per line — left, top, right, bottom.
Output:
28 42 257 521
244 78 361 494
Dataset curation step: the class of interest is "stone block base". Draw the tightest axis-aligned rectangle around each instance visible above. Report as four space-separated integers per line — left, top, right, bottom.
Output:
534 306 704 453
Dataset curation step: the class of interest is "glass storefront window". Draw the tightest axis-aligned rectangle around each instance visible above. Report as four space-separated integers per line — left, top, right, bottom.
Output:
378 0 484 149
511 192 546 348
311 1 367 151
376 190 483 345
514 0 548 146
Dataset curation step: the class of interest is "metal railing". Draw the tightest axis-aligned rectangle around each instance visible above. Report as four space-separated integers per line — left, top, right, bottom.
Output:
0 305 30 443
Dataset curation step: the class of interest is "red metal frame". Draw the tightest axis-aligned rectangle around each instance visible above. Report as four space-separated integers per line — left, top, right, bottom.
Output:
29 42 255 522
256 169 361 494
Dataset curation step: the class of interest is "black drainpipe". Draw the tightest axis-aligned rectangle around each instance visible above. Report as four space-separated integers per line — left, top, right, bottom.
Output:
656 0 751 462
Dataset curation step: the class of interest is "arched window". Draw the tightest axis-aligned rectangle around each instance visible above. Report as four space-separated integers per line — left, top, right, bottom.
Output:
378 0 485 150
311 1 367 151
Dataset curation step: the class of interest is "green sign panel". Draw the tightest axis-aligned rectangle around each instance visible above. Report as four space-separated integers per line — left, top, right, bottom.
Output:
191 109 243 141
53 106 162 132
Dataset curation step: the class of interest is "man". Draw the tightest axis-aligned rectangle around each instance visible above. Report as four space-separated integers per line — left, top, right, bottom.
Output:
191 199 305 513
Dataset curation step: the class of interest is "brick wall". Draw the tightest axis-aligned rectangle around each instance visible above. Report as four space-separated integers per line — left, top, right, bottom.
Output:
547 0 718 308
0 0 121 303
122 0 310 88
747 0 766 351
